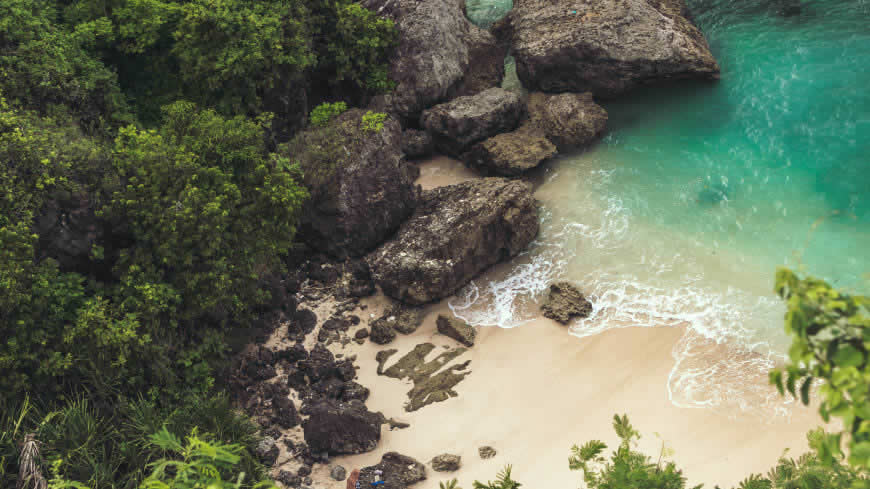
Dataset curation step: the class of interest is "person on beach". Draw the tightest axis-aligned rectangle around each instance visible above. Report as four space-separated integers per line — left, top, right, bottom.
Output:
347 469 360 489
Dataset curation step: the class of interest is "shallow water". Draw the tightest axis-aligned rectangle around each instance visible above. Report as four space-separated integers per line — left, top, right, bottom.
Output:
452 0 870 415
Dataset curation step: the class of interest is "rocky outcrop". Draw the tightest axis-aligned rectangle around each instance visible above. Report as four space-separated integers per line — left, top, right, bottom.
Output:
451 26 508 98
462 125 556 176
368 179 539 305
401 129 435 159
540 282 593 324
359 452 426 489
302 399 382 455
286 109 419 258
510 0 720 96
526 92 608 148
432 454 461 472
436 315 476 347
421 88 524 157
362 0 471 123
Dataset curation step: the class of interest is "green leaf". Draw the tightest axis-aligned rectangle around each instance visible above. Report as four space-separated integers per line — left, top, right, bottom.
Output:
800 376 812 405
833 345 864 368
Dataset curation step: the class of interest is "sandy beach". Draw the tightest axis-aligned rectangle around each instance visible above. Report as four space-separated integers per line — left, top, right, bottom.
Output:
297 157 824 489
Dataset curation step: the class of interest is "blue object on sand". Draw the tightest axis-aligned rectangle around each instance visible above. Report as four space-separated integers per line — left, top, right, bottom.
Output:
371 482 385 487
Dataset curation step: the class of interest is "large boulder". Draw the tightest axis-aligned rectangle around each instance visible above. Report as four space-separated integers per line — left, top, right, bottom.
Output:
526 92 608 148
359 452 426 489
285 109 419 258
362 0 472 124
510 0 720 96
368 179 539 305
450 26 508 98
302 399 382 455
401 129 435 159
421 88 524 156
462 125 557 176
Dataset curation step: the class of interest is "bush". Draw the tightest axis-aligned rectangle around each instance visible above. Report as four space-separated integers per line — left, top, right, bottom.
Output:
361 111 387 132
309 102 348 127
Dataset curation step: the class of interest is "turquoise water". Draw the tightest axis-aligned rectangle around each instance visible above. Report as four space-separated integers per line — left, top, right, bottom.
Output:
453 0 870 414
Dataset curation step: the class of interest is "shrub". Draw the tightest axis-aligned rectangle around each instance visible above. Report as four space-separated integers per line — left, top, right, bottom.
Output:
309 102 348 127
361 111 387 132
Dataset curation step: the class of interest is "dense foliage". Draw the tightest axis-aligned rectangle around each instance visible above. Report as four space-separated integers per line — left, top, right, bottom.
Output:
770 268 870 476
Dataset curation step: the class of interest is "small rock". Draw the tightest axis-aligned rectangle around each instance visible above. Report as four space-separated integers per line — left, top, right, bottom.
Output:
436 315 475 347
431 454 461 472
355 328 370 340
370 319 397 345
277 470 301 487
540 282 592 324
303 477 313 486
255 437 279 466
478 446 497 459
359 452 426 489
297 465 312 477
330 465 348 481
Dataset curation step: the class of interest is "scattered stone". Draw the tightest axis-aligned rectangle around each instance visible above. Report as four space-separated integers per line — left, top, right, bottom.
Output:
462 125 556 176
289 308 318 341
368 179 539 305
330 465 348 481
370 319 397 345
297 465 312 477
359 452 426 489
421 88 524 157
525 92 608 148
303 477 313 486
432 454 462 472
436 315 476 347
540 282 593 324
511 0 720 96
479 446 497 459
272 396 300 429
277 470 301 487
303 399 382 455
355 328 370 340
255 437 279 466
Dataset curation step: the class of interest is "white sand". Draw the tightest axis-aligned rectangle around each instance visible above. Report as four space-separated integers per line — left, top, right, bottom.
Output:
304 156 823 489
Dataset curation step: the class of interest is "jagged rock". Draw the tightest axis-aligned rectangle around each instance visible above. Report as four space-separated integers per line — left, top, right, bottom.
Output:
451 25 508 98
297 465 312 477
478 446 497 459
540 282 593 324
288 308 317 342
303 399 382 455
432 454 461 472
330 465 348 481
255 437 279 466
359 452 426 489
436 315 476 347
362 0 475 123
368 179 539 305
285 109 418 258
276 343 308 364
378 343 470 412
341 381 371 402
526 92 608 148
277 470 301 487
421 88 524 156
298 344 338 382
402 129 435 159
462 125 556 176
370 319 398 345
355 328 370 340
345 259 376 297
273 396 300 429
511 0 720 96
373 305 424 336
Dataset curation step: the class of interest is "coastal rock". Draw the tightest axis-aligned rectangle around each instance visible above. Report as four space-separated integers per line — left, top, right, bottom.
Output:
330 465 347 481
285 109 419 258
370 319 398 345
386 305 424 334
432 454 461 472
359 452 426 489
436 315 476 347
478 446 497 459
362 0 472 123
526 92 608 148
402 129 435 159
510 0 720 96
345 259 376 298
368 179 538 305
421 88 524 156
288 308 317 342
540 282 593 324
277 470 301 487
255 437 279 466
451 25 508 98
272 396 300 429
462 125 556 176
302 399 382 455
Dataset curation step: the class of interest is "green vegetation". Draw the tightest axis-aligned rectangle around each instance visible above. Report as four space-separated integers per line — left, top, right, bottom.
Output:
361 110 388 133
310 102 349 127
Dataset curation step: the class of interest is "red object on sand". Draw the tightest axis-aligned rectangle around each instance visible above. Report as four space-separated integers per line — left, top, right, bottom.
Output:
347 469 361 489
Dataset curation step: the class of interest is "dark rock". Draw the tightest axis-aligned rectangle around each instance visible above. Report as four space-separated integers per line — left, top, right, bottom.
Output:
362 0 475 124
349 315 361 326
436 315 476 347
359 452 426 489
273 396 300 429
462 125 556 176
302 399 382 455
276 343 308 364
289 308 317 341
421 88 524 156
312 377 346 399
370 320 398 345
451 25 508 98
378 343 470 412
346 259 376 297
478 446 497 459
540 282 593 324
330 465 348 481
402 129 435 160
285 109 419 258
255 437 279 466
432 453 461 472
285 367 308 391
277 470 301 487
372 305 424 338
303 477 313 486
298 344 337 382
336 359 357 382
526 92 608 148
308 261 340 285
355 328 370 340
297 465 312 477
511 0 720 96
341 381 371 402
368 179 539 305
